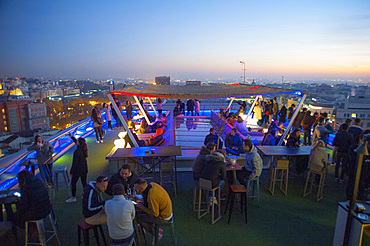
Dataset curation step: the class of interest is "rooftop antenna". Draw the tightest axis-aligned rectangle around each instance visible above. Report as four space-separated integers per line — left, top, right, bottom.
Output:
240 60 246 84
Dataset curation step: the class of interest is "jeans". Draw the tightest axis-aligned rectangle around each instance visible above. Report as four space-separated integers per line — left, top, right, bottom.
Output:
303 128 311 145
335 152 350 179
71 174 87 197
94 126 103 141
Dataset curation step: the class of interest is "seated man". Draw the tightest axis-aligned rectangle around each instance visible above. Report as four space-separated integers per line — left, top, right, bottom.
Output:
225 128 243 155
199 150 227 191
192 142 216 181
15 171 51 226
106 164 138 196
82 176 108 225
105 184 136 246
147 128 164 146
204 128 222 149
134 178 173 244
236 139 263 186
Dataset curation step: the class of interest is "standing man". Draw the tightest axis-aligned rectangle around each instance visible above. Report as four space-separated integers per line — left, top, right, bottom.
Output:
186 99 195 116
333 123 354 183
301 111 316 145
134 178 173 244
287 104 295 122
237 139 263 186
348 118 363 139
82 176 108 225
313 117 334 146
293 108 307 129
272 97 279 121
105 184 136 245
106 164 138 196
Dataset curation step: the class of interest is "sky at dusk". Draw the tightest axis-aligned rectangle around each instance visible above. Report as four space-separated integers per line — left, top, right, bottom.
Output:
0 0 369 81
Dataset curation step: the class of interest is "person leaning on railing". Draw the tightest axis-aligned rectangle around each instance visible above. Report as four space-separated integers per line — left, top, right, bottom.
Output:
27 135 54 187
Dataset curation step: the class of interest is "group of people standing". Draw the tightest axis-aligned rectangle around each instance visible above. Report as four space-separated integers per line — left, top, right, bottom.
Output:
173 98 200 117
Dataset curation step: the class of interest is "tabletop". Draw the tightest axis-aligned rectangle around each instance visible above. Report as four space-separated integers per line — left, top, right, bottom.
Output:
256 145 312 156
0 195 19 205
226 163 242 171
106 145 182 159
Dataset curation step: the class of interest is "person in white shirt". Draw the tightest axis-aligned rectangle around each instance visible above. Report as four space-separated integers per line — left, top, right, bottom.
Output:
105 184 136 246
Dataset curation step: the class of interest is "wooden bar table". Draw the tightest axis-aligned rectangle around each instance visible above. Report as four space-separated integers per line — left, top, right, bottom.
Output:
256 145 312 189
106 146 182 196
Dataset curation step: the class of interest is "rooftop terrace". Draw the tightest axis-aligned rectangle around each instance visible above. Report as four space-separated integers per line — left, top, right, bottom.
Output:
1 124 349 245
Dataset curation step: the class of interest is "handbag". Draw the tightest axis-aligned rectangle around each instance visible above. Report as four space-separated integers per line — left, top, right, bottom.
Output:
97 117 104 125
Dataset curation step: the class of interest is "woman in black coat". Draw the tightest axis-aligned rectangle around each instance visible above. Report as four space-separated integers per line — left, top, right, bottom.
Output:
66 134 88 203
279 105 287 123
15 171 51 225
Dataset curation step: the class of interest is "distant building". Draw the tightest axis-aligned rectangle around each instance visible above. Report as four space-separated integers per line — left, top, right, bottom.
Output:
155 76 170 85
335 95 370 129
0 98 49 133
186 81 201 86
28 103 50 130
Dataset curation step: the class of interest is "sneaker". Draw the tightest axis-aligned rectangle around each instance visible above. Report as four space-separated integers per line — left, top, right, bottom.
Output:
108 129 113 131
96 140 100 144
339 179 344 184
100 140 103 143
66 197 77 203
334 178 339 182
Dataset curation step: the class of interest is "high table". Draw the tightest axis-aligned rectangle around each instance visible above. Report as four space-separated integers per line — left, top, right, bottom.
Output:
256 145 312 190
106 146 182 197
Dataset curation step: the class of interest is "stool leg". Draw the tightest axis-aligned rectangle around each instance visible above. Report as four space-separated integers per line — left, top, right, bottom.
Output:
78 226 81 246
211 190 215 224
197 188 202 219
243 193 247 224
25 221 29 246
36 220 46 246
224 188 231 215
49 214 61 245
55 173 59 192
92 226 100 246
303 171 311 197
170 223 177 246
240 193 243 214
83 229 90 246
193 187 197 212
98 225 107 246
228 192 235 224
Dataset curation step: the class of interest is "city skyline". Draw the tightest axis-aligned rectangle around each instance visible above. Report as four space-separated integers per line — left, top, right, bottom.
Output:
1 0 369 81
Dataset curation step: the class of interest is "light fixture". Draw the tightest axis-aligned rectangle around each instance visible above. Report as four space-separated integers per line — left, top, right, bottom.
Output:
114 139 126 148
118 131 127 139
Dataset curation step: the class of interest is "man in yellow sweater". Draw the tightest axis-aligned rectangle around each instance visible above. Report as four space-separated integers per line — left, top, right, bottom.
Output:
134 178 173 244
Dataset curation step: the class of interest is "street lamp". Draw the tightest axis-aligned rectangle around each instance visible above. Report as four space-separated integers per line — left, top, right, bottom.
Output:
240 60 246 84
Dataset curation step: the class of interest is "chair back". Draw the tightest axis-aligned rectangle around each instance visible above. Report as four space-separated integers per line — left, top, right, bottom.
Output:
276 160 289 169
199 178 212 190
309 163 325 173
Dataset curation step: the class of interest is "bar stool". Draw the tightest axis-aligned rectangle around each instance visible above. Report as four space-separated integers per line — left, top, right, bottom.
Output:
269 160 289 195
53 166 70 194
224 185 247 224
198 178 221 224
159 158 177 197
77 220 107 246
303 164 326 201
246 176 260 205
25 213 61 245
193 180 200 213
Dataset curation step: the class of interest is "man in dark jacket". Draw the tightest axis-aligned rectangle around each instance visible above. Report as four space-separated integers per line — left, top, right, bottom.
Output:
333 123 354 183
192 142 216 180
287 104 295 121
15 171 51 225
293 108 307 129
186 99 195 116
199 150 227 189
225 128 243 155
348 118 363 140
204 128 222 149
106 164 138 196
173 103 182 117
83 176 108 225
